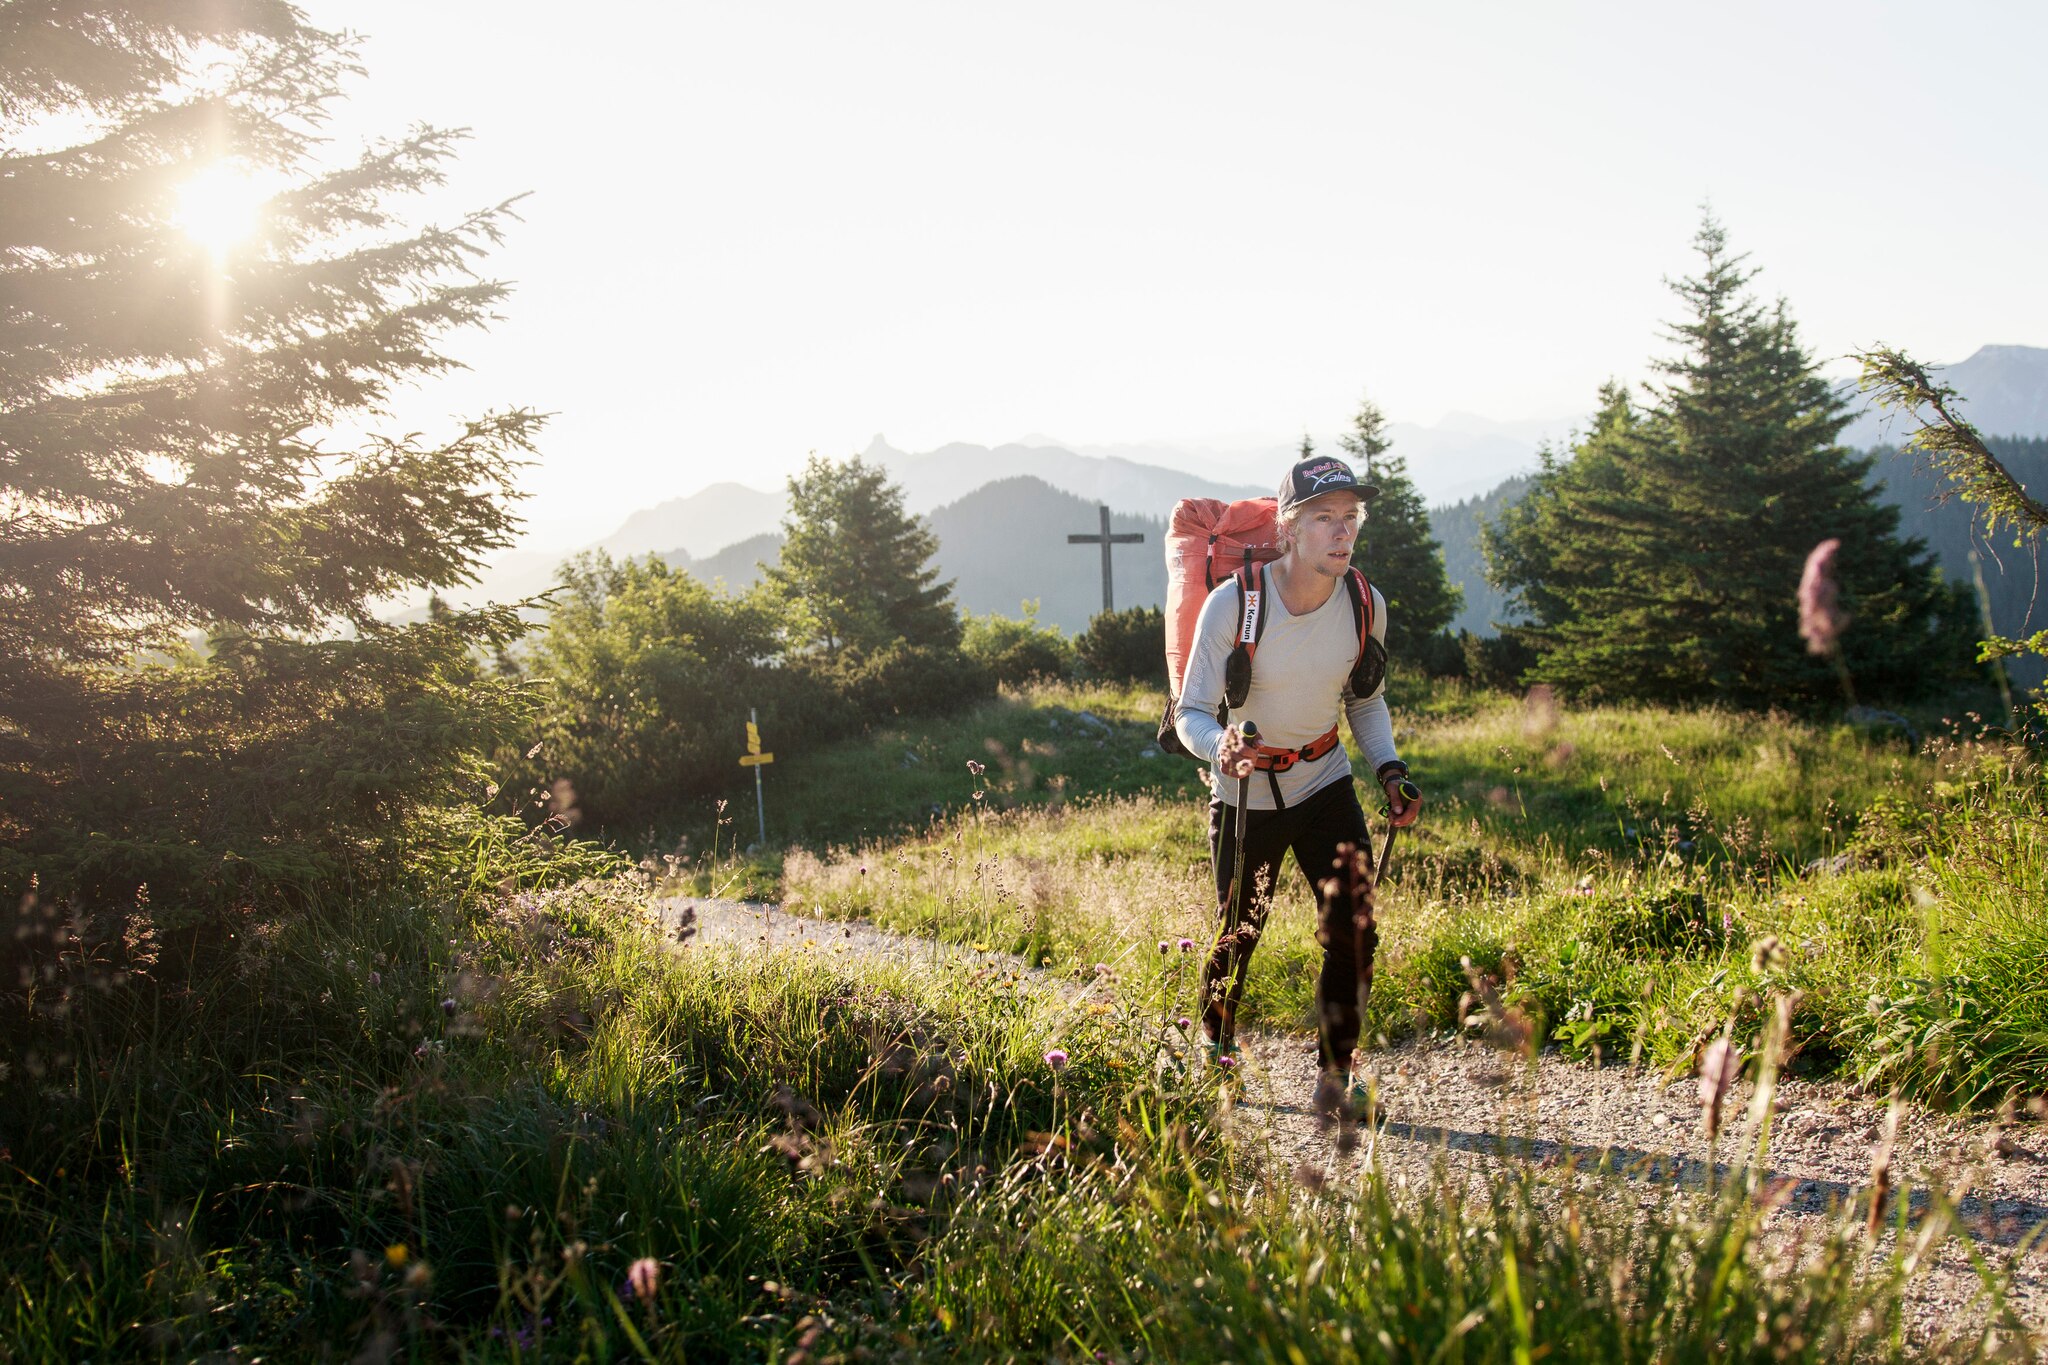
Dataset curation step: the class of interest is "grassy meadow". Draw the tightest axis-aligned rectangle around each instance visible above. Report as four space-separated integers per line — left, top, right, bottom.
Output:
5 677 2042 1360
778 679 2047 1108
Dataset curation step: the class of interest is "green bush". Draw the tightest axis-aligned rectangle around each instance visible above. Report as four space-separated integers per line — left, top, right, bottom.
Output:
522 553 854 829
0 611 533 942
1411 628 1469 679
961 603 1075 686
1462 627 1540 691
1074 604 1166 684
810 640 995 724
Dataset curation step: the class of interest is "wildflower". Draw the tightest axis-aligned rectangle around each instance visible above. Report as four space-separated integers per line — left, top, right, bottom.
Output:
1157 940 1169 954
385 1243 409 1268
1092 962 1111 976
1797 538 1847 655
965 759 986 776
1697 1037 1737 1140
440 997 457 1016
1216 1054 1237 1070
626 1257 660 1305
1045 1048 1069 1070
1178 937 1195 953
1176 1016 1191 1031
1749 934 1788 974
367 971 381 986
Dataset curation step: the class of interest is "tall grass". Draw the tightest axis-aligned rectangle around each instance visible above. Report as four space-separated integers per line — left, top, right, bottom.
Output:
3 849 2031 1359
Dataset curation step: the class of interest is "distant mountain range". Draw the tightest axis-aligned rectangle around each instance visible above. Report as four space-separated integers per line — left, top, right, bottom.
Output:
437 343 2043 662
648 477 1167 634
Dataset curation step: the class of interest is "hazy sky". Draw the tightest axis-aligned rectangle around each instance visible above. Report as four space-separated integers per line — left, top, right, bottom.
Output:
301 1 2048 545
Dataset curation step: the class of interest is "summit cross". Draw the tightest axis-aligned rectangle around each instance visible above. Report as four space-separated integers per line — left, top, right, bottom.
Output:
1067 504 1144 614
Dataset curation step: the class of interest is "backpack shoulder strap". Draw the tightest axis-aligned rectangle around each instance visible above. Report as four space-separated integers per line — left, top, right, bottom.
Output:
1344 568 1373 662
1235 562 1269 658
1345 568 1389 698
1222 562 1265 711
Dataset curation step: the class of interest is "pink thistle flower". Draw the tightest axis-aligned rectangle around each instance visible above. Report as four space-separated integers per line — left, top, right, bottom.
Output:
1045 1048 1069 1070
1158 940 1170 954
626 1257 660 1305
1697 1037 1738 1140
1178 937 1195 953
1797 539 1847 656
1217 1054 1237 1070
1176 1016 1191 1031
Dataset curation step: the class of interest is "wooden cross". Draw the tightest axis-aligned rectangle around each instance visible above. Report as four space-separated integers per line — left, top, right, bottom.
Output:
1067 504 1145 614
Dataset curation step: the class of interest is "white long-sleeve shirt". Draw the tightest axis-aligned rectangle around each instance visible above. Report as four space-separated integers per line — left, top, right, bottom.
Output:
1174 563 1399 810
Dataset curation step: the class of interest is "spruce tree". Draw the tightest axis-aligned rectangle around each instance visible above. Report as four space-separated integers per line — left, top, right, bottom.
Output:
769 454 960 656
1485 217 1975 706
1338 395 1463 652
1 5 538 922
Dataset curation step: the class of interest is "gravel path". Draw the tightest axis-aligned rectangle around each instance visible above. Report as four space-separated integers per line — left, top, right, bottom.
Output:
662 896 2047 1346
1230 1031 2048 1345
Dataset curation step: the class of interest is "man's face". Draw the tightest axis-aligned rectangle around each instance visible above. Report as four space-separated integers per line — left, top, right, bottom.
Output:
1287 492 1364 577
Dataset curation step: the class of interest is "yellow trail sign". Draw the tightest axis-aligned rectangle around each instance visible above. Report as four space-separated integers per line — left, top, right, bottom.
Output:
739 752 774 767
745 721 762 754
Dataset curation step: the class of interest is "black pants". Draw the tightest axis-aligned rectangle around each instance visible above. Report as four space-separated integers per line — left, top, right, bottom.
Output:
1201 778 1377 1071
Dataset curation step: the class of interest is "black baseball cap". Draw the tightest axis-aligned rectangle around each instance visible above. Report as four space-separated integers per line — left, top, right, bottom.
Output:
1277 454 1380 518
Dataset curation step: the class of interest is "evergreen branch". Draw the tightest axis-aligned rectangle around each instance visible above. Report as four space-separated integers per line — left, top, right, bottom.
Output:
1854 346 2048 540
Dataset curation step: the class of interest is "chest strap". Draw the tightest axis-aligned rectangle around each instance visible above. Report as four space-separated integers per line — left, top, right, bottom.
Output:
1251 726 1342 773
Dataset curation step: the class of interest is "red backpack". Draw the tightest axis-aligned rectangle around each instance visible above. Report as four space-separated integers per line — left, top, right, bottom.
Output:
1156 496 1384 763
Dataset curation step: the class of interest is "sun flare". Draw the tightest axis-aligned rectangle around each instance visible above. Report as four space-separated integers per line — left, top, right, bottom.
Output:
172 163 267 254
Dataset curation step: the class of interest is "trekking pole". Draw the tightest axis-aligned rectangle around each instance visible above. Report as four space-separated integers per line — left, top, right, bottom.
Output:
1225 720 1259 918
1353 775 1422 1091
1217 719 1259 1048
1372 778 1422 892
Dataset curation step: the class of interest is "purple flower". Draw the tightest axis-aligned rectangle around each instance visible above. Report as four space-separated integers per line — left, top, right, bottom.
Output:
1045 1048 1069 1070
1158 940 1170 954
367 971 381 986
1176 1016 1191 1031
1797 539 1847 656
1217 1054 1237 1070
1178 937 1195 953
440 997 457 1016
626 1257 660 1305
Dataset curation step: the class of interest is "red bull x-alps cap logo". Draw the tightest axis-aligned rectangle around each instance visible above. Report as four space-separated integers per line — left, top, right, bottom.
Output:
1302 461 1353 490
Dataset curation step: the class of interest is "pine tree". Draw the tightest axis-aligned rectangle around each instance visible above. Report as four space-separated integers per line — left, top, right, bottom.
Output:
1339 395 1463 651
769 454 960 656
0 6 538 922
1485 216 1975 706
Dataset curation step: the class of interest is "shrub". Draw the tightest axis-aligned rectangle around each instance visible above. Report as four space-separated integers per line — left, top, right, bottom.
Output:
1463 627 1540 691
1074 605 1166 684
0 613 533 948
523 553 855 827
961 604 1076 686
1411 628 1469 680
812 640 996 724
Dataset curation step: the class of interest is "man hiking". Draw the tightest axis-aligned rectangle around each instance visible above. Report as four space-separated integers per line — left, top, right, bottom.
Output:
1173 452 1419 1102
